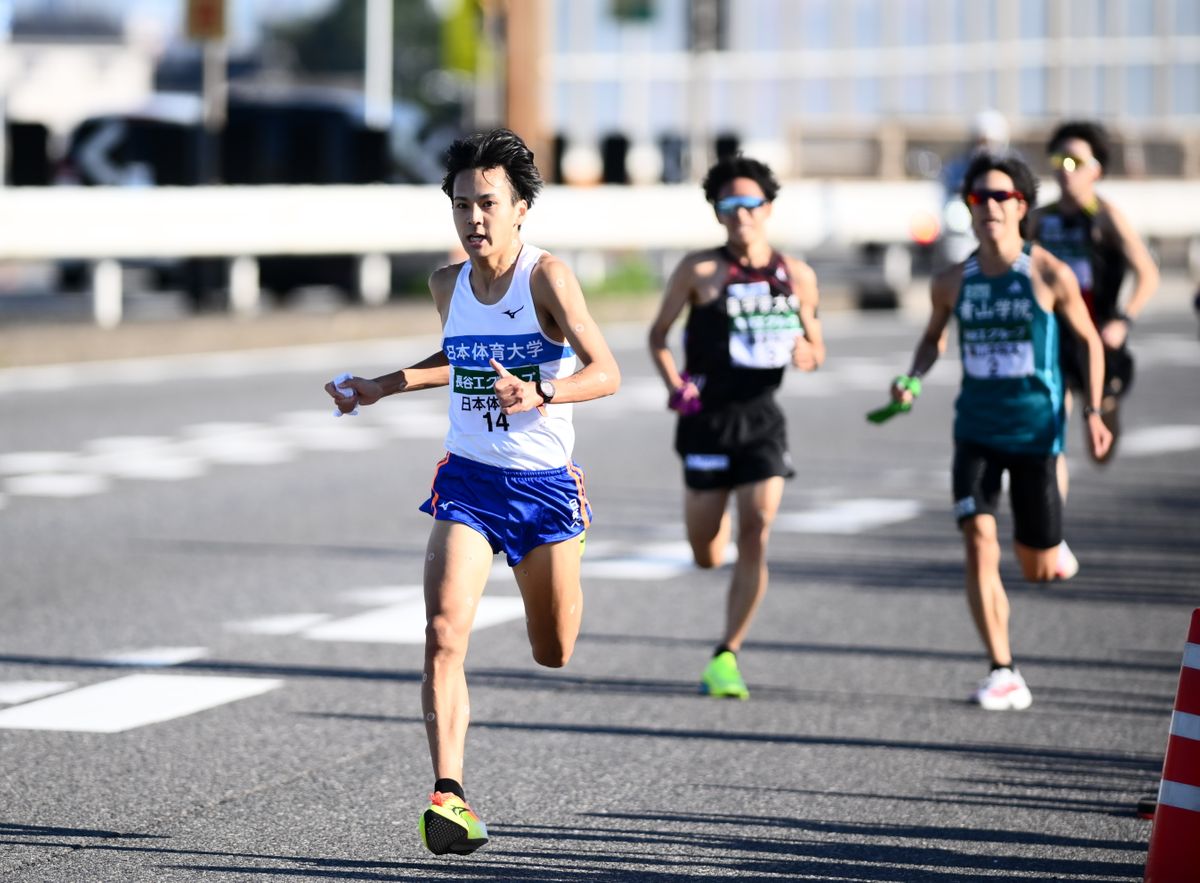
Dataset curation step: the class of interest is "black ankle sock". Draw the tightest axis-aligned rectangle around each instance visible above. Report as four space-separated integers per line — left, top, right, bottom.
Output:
434 778 465 800
714 645 735 658
990 660 1014 672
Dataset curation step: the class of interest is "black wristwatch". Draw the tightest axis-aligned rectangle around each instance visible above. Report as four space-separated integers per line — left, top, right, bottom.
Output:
537 379 556 404
1082 404 1101 417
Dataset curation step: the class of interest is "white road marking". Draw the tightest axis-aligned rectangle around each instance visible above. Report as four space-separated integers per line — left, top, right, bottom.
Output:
775 498 922 534
181 423 296 465
101 646 209 666
1120 425 1200 457
0 681 75 705
339 586 424 605
278 424 387 452
225 613 331 635
303 596 526 644
83 451 208 481
0 674 282 733
582 540 733 580
0 451 82 474
4 473 110 497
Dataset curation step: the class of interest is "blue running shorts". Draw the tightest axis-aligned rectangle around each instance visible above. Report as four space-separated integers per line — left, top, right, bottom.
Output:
419 453 592 565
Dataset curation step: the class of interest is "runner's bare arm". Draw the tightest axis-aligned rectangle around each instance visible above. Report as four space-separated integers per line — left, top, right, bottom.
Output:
648 254 704 391
787 257 825 371
894 265 957 402
1038 247 1112 459
529 256 621 405
1102 200 1159 342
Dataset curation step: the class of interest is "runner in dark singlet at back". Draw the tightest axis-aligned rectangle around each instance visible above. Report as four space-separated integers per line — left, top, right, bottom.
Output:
1033 120 1159 465
648 154 825 700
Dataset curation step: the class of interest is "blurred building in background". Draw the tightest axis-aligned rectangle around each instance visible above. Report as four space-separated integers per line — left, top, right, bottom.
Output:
543 0 1200 183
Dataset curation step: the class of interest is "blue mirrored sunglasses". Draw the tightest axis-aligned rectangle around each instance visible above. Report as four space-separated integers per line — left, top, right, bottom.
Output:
715 195 767 215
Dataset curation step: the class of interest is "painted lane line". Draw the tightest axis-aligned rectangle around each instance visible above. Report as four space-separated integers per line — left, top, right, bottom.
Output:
775 498 922 534
4 473 110 497
339 586 424 606
0 674 282 733
225 613 331 636
1120 425 1200 458
82 436 174 455
0 451 82 475
82 451 208 481
277 424 388 452
181 423 296 465
0 681 76 705
582 541 735 581
101 646 209 667
303 596 526 644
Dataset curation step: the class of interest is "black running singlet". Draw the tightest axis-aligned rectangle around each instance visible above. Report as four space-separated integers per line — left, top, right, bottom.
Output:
1035 201 1128 326
682 248 802 407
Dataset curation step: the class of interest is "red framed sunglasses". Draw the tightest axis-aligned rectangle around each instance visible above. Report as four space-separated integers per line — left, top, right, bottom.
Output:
966 189 1025 206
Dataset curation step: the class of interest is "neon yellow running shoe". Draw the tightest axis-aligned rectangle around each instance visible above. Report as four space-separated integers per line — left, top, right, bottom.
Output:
419 791 489 856
700 650 749 699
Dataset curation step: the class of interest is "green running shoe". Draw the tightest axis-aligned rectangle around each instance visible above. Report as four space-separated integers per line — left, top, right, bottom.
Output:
419 791 489 856
700 650 749 699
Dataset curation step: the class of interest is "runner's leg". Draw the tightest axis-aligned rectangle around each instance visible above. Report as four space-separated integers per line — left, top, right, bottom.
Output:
422 519 492 783
961 514 1012 667
685 487 732 568
512 536 584 668
722 476 784 652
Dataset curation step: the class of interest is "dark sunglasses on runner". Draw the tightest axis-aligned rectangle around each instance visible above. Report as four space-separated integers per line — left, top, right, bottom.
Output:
966 189 1025 206
715 194 768 215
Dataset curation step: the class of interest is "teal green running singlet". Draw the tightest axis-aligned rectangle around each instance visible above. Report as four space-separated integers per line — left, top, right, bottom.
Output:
953 243 1065 455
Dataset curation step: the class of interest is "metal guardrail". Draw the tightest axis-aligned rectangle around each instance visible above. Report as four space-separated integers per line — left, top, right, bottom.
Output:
0 180 1194 327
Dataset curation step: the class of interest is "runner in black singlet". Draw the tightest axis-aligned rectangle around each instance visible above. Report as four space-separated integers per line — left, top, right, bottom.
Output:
1033 121 1159 465
648 155 824 700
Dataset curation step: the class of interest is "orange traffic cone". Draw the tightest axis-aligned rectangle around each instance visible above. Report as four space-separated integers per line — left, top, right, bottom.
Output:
1144 608 1200 882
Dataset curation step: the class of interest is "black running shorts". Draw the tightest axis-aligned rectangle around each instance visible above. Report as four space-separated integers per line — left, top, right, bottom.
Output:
1059 327 1134 397
951 441 1062 550
674 395 795 491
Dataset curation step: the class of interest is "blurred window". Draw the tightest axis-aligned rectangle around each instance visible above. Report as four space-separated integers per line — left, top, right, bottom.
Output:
898 0 929 45
800 0 832 50
1019 67 1047 116
1067 0 1104 36
1125 65 1155 117
1176 0 1200 33
803 78 832 116
854 77 881 116
1124 0 1155 36
1067 66 1103 116
899 75 930 114
854 0 882 47
1019 0 1046 38
1174 64 1200 113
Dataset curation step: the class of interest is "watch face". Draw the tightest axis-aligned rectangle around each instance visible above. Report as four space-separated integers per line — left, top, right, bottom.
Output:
539 379 555 402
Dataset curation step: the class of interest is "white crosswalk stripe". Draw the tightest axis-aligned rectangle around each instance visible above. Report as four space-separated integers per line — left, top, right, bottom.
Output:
0 674 282 733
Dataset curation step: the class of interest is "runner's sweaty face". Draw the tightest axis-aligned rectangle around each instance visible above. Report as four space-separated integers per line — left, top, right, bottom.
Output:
967 170 1026 246
452 166 527 261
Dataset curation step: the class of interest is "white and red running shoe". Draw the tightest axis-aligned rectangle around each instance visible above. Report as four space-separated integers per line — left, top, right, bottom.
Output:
1055 540 1080 581
971 667 1033 711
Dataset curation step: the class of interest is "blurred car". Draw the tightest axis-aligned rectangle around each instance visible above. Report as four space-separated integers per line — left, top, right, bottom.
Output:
53 88 451 307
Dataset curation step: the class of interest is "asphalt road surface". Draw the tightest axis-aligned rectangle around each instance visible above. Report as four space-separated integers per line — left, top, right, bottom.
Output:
2 291 1199 881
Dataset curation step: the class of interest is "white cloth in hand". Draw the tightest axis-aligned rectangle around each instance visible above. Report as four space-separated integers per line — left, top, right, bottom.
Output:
332 371 359 417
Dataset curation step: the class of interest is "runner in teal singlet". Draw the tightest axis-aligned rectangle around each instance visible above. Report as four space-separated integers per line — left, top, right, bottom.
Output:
889 153 1111 710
